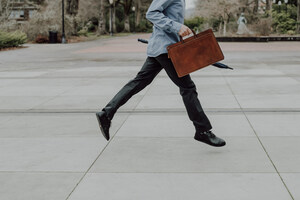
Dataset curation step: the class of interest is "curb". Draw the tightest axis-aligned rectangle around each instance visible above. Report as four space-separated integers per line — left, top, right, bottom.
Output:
216 36 300 42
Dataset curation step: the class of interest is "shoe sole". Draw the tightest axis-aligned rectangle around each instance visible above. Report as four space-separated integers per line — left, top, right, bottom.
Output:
194 136 226 147
96 113 110 141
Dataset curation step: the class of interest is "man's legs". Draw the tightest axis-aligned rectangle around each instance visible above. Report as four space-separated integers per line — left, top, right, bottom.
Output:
97 54 225 146
102 57 163 120
155 54 212 132
154 54 225 147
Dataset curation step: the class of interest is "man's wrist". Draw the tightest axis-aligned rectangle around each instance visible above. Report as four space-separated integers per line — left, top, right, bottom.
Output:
172 21 182 35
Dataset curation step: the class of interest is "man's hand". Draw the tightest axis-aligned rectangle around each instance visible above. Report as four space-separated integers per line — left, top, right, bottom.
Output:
178 25 193 37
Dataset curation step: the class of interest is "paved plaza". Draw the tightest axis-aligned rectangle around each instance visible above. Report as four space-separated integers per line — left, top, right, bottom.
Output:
0 34 300 200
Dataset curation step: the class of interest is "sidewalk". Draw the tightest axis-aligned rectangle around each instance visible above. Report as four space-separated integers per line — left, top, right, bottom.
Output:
0 34 299 200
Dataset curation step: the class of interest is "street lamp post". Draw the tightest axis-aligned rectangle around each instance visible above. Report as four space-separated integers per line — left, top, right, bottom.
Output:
132 6 135 33
62 0 66 43
284 0 288 14
109 0 113 36
278 0 282 13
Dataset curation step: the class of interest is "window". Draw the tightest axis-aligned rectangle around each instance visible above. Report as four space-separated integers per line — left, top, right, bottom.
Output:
19 10 24 18
8 10 25 19
9 11 19 19
9 11 15 19
29 10 34 18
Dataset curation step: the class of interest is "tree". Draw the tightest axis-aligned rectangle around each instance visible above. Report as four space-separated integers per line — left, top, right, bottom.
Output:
135 0 151 26
266 0 271 11
297 0 300 33
253 0 259 14
112 0 122 33
98 0 106 34
112 0 117 32
135 0 141 25
195 0 239 36
119 0 133 32
67 0 79 15
77 0 100 28
0 0 12 23
66 0 79 35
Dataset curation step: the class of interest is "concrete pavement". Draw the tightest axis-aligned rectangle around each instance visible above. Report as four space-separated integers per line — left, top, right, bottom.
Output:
0 34 300 200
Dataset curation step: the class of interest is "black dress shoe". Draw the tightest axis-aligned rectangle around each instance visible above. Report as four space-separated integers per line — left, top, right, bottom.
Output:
194 130 226 147
96 111 111 141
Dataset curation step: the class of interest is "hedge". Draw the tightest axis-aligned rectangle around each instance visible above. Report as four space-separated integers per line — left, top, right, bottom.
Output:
184 16 205 31
0 31 27 49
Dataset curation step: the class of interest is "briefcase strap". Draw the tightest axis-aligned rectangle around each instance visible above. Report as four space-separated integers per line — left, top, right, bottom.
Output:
180 30 197 43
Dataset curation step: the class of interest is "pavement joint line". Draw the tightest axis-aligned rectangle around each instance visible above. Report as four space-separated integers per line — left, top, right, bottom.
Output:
26 81 87 112
282 69 300 83
65 172 282 174
113 136 257 139
223 74 295 200
1 134 297 138
1 109 300 114
64 79 152 200
115 135 299 138
0 171 85 173
2 74 300 79
64 126 120 200
0 171 283 174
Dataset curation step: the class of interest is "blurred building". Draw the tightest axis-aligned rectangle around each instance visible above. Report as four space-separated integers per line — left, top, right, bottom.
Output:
8 0 41 22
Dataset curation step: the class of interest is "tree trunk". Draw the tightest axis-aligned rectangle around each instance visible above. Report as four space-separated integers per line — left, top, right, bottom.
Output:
266 0 271 11
98 0 106 35
124 14 130 32
253 0 259 13
113 2 117 32
223 19 227 36
136 0 141 25
70 15 78 35
122 0 132 32
219 21 222 35
297 0 300 34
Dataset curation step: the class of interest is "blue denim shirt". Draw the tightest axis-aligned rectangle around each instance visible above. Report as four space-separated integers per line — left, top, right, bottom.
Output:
146 0 185 57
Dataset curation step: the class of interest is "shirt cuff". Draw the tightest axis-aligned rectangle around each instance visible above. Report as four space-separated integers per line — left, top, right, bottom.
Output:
172 21 182 34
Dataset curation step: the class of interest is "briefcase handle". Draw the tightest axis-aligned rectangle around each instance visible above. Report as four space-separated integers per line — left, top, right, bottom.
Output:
180 30 197 43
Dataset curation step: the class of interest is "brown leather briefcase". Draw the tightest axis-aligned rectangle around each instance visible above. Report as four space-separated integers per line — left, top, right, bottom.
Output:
167 29 224 77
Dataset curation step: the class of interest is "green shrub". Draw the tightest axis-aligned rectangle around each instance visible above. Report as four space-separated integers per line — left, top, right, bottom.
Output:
286 30 295 35
135 19 153 33
184 16 205 31
208 17 222 32
78 29 88 36
87 23 96 32
271 4 297 34
0 31 27 49
115 6 124 32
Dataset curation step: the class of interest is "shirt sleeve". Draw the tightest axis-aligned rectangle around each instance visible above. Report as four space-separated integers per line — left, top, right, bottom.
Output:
146 0 182 34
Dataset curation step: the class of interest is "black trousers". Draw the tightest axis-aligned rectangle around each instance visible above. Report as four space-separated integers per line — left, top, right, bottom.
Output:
102 54 212 132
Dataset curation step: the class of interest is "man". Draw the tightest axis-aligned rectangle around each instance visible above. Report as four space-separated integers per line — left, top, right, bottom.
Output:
96 0 226 147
